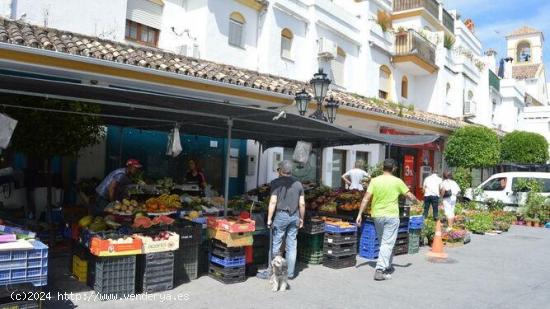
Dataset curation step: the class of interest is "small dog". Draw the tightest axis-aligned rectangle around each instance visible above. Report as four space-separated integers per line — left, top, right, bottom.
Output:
270 255 288 292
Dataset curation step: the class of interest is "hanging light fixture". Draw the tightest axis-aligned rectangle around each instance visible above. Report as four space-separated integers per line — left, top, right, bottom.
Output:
324 96 339 123
310 68 331 104
294 89 311 116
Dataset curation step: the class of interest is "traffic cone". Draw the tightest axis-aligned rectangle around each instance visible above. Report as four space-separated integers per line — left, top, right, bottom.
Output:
427 220 448 259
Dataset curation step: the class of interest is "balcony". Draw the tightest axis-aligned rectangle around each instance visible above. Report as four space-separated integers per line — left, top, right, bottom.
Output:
489 70 500 92
442 9 454 33
393 0 455 35
393 29 438 75
393 0 439 19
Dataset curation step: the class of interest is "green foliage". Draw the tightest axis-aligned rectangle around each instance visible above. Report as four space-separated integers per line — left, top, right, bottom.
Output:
465 212 494 233
524 191 548 222
485 198 504 211
5 96 104 158
444 126 501 168
512 178 542 193
421 218 436 242
366 163 383 178
443 34 455 49
454 203 464 216
453 167 472 192
501 131 549 164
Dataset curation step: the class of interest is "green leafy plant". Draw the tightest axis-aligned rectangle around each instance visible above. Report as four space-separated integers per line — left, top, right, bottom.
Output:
485 198 505 211
453 167 473 193
366 163 383 178
501 131 549 164
465 212 494 233
444 34 455 49
421 218 436 243
512 178 543 193
444 126 501 168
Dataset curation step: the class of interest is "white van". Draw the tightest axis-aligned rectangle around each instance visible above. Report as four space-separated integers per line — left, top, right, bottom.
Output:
463 172 550 207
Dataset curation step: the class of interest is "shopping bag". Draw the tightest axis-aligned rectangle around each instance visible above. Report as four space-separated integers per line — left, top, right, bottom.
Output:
166 127 183 157
292 141 312 164
0 113 17 149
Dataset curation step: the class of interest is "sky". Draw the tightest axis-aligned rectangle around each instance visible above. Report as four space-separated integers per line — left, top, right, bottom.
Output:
443 0 550 68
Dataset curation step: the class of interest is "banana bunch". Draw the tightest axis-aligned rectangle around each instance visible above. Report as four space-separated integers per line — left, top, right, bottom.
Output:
157 194 182 209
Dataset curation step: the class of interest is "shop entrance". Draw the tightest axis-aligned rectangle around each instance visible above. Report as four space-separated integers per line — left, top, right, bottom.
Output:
331 149 347 188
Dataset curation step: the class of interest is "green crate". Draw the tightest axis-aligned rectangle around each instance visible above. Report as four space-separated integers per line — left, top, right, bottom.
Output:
298 232 324 251
298 249 324 264
408 230 421 254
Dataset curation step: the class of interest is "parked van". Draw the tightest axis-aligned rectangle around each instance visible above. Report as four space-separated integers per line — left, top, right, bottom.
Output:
463 172 550 207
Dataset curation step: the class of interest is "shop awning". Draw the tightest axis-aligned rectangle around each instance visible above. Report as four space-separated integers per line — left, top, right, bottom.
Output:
0 72 438 148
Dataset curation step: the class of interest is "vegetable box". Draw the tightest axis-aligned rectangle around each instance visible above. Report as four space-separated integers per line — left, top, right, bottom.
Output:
207 217 255 233
135 231 180 253
89 236 143 257
207 229 253 248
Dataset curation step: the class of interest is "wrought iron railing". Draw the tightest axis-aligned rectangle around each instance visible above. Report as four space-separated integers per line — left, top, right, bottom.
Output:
395 29 436 67
393 0 439 19
442 9 454 33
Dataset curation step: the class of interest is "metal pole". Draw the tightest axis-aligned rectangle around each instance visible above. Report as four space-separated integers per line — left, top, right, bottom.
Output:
223 118 233 217
256 142 262 189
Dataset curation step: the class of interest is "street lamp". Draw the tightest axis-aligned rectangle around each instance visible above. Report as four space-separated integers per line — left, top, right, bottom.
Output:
294 89 311 116
325 96 339 123
309 69 331 121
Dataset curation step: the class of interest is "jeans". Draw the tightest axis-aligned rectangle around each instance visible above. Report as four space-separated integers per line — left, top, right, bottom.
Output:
272 211 299 278
374 217 399 271
423 195 439 219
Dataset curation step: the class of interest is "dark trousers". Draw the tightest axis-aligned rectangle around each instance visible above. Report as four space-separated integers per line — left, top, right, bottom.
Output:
423 196 439 219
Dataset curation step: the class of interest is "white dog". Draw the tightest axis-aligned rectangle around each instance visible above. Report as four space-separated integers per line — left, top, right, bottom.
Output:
270 255 288 292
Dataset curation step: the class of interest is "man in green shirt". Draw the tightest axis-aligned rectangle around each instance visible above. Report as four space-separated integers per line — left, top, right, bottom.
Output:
356 158 419 281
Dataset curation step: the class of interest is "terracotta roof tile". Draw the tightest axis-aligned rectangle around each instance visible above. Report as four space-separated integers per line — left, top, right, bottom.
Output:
507 26 540 37
0 17 464 130
512 64 541 79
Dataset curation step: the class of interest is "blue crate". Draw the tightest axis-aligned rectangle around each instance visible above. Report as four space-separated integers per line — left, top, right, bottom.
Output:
409 216 424 229
398 226 409 233
325 223 358 234
209 253 245 267
359 249 379 260
0 241 48 287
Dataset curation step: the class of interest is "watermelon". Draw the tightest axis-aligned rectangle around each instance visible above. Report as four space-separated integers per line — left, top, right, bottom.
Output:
132 216 153 229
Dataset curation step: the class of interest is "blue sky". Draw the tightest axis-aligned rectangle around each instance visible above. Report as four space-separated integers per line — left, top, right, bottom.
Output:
443 0 550 68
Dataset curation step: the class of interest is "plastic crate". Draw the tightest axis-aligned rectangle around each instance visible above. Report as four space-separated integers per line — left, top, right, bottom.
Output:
297 232 324 251
399 206 410 218
72 255 88 283
207 217 255 233
136 252 174 294
395 233 409 246
93 255 136 298
323 254 356 269
207 229 253 248
210 253 245 267
0 299 41 309
302 218 326 234
323 242 357 257
89 234 142 257
208 263 245 276
393 244 408 256
409 215 424 230
0 241 48 287
208 268 246 284
173 219 202 246
324 231 357 245
174 244 199 283
359 249 379 260
325 223 358 234
135 232 179 254
408 230 421 254
298 250 324 264
210 240 245 257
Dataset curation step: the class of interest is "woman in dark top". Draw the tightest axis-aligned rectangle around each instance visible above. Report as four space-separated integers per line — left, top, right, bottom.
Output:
185 159 207 191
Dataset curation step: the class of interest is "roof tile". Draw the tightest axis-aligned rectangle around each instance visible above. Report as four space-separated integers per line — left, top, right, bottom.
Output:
512 64 541 79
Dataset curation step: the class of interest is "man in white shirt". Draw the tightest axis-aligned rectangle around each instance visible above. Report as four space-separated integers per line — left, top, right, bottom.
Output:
422 170 442 219
341 160 370 191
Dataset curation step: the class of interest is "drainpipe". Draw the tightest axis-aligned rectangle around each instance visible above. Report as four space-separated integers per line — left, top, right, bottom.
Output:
256 4 268 72
10 0 18 19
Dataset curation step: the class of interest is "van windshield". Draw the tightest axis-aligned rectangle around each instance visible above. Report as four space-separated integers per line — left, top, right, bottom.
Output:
482 177 507 191
512 177 550 193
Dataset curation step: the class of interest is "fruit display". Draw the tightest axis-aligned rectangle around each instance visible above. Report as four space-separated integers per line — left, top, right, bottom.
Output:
337 190 363 211
319 202 337 214
78 215 117 232
156 177 175 194
181 195 207 211
105 199 144 215
131 215 174 229
145 194 182 213
306 186 339 211
320 217 355 228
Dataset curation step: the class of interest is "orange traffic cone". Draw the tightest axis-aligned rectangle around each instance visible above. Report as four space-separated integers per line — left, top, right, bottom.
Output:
427 220 448 259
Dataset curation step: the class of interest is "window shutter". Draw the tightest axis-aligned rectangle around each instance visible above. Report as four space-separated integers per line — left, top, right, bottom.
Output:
281 36 291 59
229 20 243 47
127 0 162 30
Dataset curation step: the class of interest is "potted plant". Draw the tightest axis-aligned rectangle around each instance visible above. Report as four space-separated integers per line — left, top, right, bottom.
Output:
533 218 541 228
421 218 436 246
525 217 533 227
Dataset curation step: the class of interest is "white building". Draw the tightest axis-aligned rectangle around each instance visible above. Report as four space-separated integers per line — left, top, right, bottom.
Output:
1 0 547 191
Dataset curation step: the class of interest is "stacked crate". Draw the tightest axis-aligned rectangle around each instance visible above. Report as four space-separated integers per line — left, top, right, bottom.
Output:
408 215 424 254
0 240 48 287
297 218 325 265
89 255 136 298
393 218 410 256
136 251 174 293
172 219 202 284
207 217 254 284
359 220 379 259
323 223 357 269
251 229 269 269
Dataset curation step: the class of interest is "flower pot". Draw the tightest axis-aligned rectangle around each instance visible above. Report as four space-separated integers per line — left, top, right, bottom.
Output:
534 222 540 228
526 221 533 227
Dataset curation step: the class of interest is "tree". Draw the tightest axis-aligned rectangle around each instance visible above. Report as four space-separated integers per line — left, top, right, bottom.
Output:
501 131 549 164
444 125 500 168
4 95 104 241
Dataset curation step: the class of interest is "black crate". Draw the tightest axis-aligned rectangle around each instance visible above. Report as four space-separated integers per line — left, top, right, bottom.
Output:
136 252 174 294
198 242 210 276
210 239 245 257
173 219 202 246
399 206 410 218
323 254 356 269
393 244 408 256
208 267 246 284
0 299 41 309
324 231 357 245
174 244 199 284
252 234 269 248
323 242 357 257
208 263 245 276
395 236 409 246
93 255 136 298
302 218 325 234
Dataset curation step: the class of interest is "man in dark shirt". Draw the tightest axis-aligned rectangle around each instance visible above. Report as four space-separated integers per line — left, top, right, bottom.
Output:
267 160 305 279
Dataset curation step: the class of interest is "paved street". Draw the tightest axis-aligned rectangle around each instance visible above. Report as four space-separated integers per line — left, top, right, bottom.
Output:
45 226 550 309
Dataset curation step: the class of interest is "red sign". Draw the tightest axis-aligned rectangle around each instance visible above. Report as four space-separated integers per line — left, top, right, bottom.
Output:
403 155 415 188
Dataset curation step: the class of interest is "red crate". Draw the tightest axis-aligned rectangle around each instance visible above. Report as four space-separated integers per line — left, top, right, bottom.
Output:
207 217 255 233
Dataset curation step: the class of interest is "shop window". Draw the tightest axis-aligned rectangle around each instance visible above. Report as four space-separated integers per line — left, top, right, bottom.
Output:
229 12 246 48
356 151 369 167
331 47 346 87
125 20 159 47
379 65 391 99
281 28 293 60
516 40 531 63
401 76 408 98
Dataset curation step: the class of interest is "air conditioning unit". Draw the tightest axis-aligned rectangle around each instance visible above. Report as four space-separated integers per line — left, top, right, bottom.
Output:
318 37 337 59
463 100 476 116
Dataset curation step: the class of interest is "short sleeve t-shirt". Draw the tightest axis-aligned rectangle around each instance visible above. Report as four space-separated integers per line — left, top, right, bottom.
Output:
343 168 370 191
367 174 409 218
96 168 132 200
270 176 304 214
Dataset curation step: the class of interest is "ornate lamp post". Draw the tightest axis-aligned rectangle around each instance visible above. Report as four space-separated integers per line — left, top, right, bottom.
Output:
324 96 338 123
294 69 339 122
294 89 311 116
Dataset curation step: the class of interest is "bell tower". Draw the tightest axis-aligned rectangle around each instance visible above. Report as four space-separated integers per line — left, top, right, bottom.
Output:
506 26 543 65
